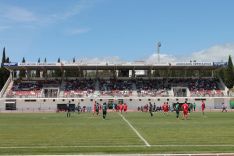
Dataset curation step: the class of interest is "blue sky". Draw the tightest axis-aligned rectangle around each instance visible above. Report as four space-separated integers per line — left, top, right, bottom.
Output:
0 0 234 63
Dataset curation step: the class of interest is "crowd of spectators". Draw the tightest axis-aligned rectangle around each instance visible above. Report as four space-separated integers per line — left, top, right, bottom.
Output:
5 78 225 98
168 78 223 97
7 80 42 98
99 79 133 97
135 79 169 97
187 78 223 97
63 79 95 97
7 80 61 98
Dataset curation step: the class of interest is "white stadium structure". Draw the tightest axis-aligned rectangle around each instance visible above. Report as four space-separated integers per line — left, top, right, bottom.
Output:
0 60 233 112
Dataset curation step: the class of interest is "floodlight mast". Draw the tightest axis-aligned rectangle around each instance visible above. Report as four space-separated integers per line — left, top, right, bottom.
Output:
157 42 161 63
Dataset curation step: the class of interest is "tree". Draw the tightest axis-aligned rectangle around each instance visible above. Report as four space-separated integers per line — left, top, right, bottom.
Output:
0 47 10 89
22 57 26 63
19 57 26 78
44 58 47 63
35 58 41 77
0 68 10 89
0 68 3 88
1 47 6 67
73 57 75 63
6 57 9 63
54 57 62 77
224 55 234 88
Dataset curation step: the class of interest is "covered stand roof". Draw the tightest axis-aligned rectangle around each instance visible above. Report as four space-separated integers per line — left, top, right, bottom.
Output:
3 61 227 71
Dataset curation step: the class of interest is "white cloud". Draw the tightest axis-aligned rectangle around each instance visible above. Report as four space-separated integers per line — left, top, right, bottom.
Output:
145 53 177 64
2 6 37 22
76 56 125 64
0 26 10 32
190 43 234 62
0 1 96 30
65 43 234 65
44 0 95 24
65 28 91 35
145 43 234 63
62 0 91 19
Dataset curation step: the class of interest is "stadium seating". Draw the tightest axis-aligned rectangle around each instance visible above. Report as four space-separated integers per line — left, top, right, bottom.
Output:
6 80 62 98
99 79 133 97
63 79 95 97
135 79 169 97
5 78 225 98
7 80 42 98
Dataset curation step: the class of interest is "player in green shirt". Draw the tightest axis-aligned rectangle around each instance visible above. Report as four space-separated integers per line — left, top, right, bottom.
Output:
174 102 180 119
189 103 193 113
193 102 196 111
102 102 108 119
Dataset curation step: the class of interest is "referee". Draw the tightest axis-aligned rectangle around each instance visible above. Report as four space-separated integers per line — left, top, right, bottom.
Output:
67 101 71 118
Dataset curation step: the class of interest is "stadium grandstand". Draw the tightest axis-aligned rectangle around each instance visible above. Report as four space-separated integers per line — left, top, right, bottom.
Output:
0 60 233 112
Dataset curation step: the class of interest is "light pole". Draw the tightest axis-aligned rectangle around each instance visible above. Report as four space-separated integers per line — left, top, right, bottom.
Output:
157 42 161 63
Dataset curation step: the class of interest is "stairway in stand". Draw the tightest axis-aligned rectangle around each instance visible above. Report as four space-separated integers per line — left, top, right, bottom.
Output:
3 81 14 97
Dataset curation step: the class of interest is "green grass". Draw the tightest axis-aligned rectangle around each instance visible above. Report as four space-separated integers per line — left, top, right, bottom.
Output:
0 111 234 154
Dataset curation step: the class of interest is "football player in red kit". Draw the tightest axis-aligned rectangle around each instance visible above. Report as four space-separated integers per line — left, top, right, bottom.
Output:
182 101 189 120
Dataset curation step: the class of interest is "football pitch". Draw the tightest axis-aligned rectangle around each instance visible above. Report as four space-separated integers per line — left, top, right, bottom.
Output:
0 111 234 155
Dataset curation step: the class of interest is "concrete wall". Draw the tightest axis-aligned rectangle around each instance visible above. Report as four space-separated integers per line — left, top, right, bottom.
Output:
0 97 232 112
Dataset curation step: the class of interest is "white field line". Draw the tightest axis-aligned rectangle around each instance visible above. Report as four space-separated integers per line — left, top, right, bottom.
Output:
3 154 234 156
0 144 234 149
5 154 234 156
119 113 151 147
151 144 234 147
0 145 143 149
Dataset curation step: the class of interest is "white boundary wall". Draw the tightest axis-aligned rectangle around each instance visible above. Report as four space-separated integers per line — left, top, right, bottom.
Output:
0 97 233 112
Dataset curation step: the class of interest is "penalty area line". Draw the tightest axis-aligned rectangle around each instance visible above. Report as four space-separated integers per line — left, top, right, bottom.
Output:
119 113 151 147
